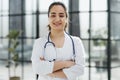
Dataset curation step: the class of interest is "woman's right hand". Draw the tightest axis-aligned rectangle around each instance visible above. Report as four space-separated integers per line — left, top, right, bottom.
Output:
53 60 75 72
64 60 75 68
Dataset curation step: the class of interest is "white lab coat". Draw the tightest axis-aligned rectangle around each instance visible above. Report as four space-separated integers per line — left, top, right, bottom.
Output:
31 32 85 80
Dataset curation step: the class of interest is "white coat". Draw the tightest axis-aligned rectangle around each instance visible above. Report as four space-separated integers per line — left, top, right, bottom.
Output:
31 32 85 80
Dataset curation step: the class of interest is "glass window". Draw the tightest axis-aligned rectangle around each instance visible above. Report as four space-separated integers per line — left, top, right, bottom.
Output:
25 0 33 13
111 68 120 80
23 39 34 61
82 40 89 62
91 0 107 11
111 13 120 39
111 41 120 67
0 0 2 14
91 68 107 80
2 0 9 15
39 0 69 12
1 16 9 37
25 15 36 37
0 39 8 59
80 13 89 38
91 12 108 39
0 60 9 80
111 0 120 12
79 0 90 11
39 14 49 37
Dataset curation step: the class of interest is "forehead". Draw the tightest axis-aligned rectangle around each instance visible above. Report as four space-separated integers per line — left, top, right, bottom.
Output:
50 5 66 14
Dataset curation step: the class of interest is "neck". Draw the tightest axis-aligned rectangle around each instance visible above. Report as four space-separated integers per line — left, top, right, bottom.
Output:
50 30 64 38
50 30 65 48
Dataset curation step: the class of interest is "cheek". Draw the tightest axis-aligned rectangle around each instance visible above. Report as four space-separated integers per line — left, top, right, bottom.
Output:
48 19 53 24
48 18 51 22
63 19 67 24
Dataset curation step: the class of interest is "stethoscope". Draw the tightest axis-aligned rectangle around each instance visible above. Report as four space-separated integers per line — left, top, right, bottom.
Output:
44 32 76 62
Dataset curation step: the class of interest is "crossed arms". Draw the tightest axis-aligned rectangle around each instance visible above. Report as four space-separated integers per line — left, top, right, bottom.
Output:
40 57 75 78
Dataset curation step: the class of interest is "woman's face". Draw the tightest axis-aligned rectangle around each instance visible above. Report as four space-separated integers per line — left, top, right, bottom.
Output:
48 5 67 31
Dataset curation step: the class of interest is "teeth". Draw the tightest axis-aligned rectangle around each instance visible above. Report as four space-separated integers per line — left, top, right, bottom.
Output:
54 23 61 26
54 23 60 24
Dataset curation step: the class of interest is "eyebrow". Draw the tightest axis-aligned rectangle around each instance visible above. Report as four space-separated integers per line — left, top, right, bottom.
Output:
50 12 65 15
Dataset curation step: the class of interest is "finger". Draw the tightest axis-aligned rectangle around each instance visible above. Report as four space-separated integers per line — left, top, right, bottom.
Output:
40 57 45 60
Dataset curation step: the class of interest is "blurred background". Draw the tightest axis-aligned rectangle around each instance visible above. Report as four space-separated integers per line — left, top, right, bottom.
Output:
0 0 120 80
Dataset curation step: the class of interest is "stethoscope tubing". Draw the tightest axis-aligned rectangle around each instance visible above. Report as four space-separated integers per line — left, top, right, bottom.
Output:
44 32 75 62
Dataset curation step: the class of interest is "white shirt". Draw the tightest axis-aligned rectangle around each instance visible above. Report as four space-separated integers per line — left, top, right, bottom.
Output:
31 32 85 80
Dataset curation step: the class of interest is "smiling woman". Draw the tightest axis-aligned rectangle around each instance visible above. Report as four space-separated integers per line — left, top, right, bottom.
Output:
31 1 85 80
48 3 68 32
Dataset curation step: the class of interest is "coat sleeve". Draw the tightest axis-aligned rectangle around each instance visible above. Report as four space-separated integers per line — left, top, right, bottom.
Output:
31 38 54 75
63 37 85 80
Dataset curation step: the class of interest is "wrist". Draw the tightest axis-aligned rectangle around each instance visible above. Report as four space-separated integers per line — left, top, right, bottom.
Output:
63 61 67 68
48 73 56 78
51 74 56 78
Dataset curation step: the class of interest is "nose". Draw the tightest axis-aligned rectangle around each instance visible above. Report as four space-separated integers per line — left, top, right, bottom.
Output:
55 16 60 21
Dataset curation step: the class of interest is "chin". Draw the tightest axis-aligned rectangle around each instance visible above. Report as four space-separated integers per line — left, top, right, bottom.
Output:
52 28 63 31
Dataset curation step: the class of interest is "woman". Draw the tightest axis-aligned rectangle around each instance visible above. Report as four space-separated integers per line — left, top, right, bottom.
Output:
31 2 85 80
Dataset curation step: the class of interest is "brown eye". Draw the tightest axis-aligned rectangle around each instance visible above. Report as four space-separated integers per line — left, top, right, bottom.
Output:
59 15 64 18
50 15 56 18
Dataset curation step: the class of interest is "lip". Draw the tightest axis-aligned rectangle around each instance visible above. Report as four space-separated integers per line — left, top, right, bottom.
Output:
53 23 62 26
